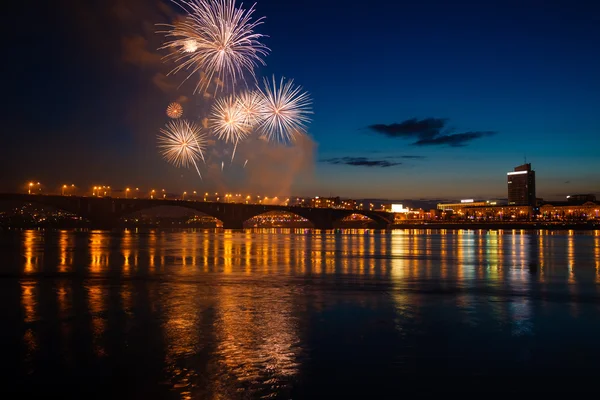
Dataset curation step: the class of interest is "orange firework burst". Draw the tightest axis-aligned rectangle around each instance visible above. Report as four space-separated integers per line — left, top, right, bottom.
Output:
166 102 184 119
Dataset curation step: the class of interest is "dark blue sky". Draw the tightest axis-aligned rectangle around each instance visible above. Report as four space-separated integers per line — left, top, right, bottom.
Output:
4 0 599 200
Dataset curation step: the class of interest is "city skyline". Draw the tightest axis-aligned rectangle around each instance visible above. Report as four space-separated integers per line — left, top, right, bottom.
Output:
3 0 600 200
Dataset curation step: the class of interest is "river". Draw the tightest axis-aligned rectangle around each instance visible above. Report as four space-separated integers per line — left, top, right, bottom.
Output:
1 228 599 397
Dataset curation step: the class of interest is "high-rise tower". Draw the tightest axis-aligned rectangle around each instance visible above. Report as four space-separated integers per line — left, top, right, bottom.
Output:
507 163 536 206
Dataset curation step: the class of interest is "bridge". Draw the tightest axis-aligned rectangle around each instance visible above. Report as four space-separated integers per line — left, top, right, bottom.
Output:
0 194 394 229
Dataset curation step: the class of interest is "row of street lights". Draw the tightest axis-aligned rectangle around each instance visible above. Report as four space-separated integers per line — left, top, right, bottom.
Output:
27 182 41 195
62 184 76 196
25 182 364 209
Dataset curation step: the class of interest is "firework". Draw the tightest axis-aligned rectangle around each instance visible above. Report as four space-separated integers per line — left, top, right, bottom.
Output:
182 39 199 53
159 0 270 93
256 76 312 143
157 119 206 179
243 159 248 168
166 102 184 118
209 95 251 143
236 90 263 126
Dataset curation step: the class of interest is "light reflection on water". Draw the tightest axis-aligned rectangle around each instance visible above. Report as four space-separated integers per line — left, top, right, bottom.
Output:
2 228 600 397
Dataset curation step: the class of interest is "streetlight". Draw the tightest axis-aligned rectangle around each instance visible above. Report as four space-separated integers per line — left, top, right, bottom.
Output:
162 189 166 199
182 191 187 200
135 188 139 199
28 182 33 194
62 184 67 196
151 189 156 199
125 188 130 198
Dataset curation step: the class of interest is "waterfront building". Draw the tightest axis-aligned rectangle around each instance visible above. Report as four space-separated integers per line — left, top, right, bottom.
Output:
539 201 599 220
507 163 536 206
437 199 490 212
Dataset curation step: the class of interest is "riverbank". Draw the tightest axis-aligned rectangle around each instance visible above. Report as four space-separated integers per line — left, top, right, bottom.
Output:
390 222 600 231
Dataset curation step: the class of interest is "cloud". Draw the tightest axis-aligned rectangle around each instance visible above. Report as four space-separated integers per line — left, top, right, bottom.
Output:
414 131 497 147
320 157 402 168
385 155 426 159
121 35 163 66
152 72 178 93
369 118 447 139
368 118 497 147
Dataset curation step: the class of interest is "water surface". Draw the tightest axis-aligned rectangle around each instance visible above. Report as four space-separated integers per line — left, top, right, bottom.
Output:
1 228 599 397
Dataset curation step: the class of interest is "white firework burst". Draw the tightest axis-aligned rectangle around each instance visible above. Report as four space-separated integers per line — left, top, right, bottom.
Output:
159 0 270 93
256 76 312 143
236 90 264 126
209 95 251 144
157 119 206 170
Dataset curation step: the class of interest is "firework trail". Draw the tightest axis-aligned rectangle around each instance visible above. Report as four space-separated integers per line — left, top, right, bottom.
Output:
166 102 184 118
159 0 270 93
243 159 248 168
221 161 224 172
256 76 312 143
157 119 206 180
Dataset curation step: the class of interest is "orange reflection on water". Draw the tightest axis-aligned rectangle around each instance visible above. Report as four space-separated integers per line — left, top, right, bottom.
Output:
538 233 546 283
56 281 71 319
58 230 72 273
223 231 233 274
87 285 107 357
23 230 36 275
89 231 108 274
21 282 38 324
595 235 599 283
21 282 38 362
214 284 300 395
567 234 575 284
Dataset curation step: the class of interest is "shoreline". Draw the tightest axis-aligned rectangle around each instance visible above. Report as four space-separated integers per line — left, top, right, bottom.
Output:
390 222 599 231
1 222 599 231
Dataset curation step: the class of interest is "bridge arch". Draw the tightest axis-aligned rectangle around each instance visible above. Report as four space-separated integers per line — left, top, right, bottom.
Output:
333 211 393 227
116 205 224 227
242 210 314 228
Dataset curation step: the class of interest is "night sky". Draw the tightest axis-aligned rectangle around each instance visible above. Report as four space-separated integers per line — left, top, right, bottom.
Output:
4 0 600 201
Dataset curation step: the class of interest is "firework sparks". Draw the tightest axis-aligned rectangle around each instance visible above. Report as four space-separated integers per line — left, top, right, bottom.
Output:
209 95 250 143
159 0 270 93
157 119 206 180
166 102 184 118
256 76 312 143
243 159 248 168
236 90 263 126
182 39 199 53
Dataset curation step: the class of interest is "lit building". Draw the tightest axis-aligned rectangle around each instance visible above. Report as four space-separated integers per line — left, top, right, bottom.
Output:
539 201 599 220
507 163 536 206
437 199 489 212
310 197 341 208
